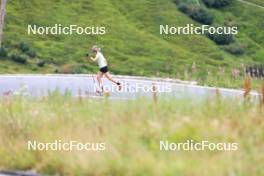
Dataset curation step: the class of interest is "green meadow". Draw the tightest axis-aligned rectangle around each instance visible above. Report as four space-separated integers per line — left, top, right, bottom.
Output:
0 94 263 175
0 0 263 87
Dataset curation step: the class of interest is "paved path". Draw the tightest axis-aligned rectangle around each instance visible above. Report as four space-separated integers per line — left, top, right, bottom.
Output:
0 74 260 101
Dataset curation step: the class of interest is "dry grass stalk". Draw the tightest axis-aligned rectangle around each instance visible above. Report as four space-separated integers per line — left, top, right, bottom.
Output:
243 76 251 98
152 83 157 104
78 88 83 102
261 82 264 105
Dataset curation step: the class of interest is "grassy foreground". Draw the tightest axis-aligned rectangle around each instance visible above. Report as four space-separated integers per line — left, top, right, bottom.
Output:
0 94 264 176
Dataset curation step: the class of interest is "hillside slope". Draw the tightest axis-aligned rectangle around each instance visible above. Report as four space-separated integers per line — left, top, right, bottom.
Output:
1 0 263 79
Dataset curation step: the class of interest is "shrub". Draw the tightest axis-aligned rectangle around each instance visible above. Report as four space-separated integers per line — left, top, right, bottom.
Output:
37 59 45 67
223 43 245 55
203 0 215 7
173 0 181 4
19 41 30 52
26 49 37 58
9 51 27 64
54 68 59 73
0 46 7 57
178 3 189 13
188 6 214 25
207 29 233 45
203 0 233 8
178 3 214 24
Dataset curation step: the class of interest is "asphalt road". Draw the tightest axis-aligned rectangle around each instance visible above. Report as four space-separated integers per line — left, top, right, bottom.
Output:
0 74 260 101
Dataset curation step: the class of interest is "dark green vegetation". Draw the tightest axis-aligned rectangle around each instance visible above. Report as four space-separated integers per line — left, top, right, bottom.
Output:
0 0 263 86
203 0 233 8
178 3 214 24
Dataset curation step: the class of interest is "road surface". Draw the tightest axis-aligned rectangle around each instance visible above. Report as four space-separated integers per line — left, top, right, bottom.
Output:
0 74 260 101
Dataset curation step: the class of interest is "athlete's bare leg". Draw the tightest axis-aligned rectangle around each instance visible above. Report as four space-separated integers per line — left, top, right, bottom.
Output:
96 71 104 91
104 72 121 90
104 72 118 84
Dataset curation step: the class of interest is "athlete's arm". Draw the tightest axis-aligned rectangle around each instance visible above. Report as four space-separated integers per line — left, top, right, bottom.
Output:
90 57 96 61
90 53 99 61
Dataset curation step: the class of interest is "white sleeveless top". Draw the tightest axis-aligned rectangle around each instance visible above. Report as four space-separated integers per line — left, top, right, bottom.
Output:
95 52 107 68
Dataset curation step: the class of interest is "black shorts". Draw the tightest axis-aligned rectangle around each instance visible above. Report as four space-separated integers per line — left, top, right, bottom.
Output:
99 66 108 73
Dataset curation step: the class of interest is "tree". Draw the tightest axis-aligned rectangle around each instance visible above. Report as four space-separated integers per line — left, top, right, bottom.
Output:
0 0 7 47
